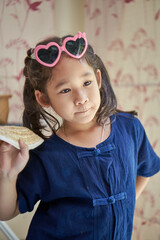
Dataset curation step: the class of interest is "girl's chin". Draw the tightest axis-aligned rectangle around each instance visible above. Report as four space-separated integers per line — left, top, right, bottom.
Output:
74 114 97 125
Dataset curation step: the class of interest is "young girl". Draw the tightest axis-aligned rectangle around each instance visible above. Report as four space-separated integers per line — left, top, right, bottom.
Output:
0 32 159 240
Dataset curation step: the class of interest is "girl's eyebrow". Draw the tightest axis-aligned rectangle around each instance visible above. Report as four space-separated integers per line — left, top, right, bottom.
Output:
55 80 69 89
55 72 92 89
81 72 92 77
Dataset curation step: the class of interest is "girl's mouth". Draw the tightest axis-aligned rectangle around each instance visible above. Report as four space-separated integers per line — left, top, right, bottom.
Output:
75 108 90 114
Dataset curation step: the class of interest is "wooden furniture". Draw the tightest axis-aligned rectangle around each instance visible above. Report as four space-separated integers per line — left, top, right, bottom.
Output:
0 95 12 124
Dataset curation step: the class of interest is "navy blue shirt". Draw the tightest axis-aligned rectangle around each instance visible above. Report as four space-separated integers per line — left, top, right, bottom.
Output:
17 113 160 240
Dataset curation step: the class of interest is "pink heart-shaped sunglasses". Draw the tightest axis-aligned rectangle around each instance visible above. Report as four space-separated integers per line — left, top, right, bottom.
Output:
30 32 88 67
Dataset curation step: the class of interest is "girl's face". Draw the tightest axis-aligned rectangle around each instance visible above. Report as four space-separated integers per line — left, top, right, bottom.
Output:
36 56 101 126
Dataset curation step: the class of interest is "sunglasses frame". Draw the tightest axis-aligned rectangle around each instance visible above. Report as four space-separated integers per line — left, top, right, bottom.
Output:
31 32 88 67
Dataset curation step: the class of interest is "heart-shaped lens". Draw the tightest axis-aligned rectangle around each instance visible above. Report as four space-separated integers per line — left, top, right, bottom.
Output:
37 46 59 64
65 38 85 56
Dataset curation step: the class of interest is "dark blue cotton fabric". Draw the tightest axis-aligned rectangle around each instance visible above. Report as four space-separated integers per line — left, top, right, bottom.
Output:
16 113 160 240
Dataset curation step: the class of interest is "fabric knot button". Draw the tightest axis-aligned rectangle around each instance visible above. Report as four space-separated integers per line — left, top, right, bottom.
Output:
94 148 101 156
107 196 115 204
92 192 127 207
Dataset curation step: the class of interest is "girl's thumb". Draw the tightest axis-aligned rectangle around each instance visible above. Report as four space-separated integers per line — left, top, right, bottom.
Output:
18 139 29 160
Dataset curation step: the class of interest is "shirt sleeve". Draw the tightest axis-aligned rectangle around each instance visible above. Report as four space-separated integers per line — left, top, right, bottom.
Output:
16 150 50 213
135 118 160 177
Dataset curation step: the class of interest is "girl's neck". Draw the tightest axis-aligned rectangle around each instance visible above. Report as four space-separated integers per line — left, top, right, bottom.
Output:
57 119 111 148
63 119 98 134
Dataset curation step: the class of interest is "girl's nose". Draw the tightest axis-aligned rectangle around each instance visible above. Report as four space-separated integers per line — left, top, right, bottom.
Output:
74 91 89 105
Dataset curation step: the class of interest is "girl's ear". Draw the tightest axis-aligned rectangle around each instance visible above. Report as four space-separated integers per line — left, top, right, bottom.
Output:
96 69 102 89
35 90 50 108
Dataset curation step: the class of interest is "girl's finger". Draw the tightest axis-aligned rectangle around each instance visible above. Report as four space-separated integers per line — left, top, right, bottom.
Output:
18 139 29 159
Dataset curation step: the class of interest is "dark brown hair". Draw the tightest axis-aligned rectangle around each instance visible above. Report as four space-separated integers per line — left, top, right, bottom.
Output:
23 34 137 139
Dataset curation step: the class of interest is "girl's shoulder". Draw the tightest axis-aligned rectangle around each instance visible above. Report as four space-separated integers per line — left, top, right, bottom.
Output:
113 111 138 125
30 133 62 155
113 111 144 134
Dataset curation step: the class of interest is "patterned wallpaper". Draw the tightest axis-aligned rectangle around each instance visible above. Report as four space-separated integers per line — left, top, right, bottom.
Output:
0 0 55 123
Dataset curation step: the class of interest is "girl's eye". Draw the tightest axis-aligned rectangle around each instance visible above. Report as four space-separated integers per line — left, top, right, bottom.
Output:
60 88 71 94
84 81 92 86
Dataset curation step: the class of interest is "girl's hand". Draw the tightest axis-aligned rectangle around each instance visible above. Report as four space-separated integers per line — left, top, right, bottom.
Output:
0 139 29 180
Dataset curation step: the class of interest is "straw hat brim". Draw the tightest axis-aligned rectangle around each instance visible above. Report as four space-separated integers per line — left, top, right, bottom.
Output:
0 126 44 150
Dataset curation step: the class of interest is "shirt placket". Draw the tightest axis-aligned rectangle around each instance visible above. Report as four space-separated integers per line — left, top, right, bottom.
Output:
77 143 127 240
